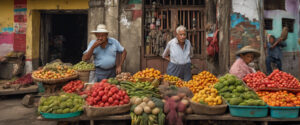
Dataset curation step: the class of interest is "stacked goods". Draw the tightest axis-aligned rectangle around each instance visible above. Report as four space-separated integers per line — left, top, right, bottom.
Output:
130 97 165 125
215 74 266 106
115 72 135 82
243 72 266 89
62 80 84 93
175 80 186 87
85 80 130 107
244 69 300 90
32 62 77 80
38 93 84 114
73 61 95 71
257 91 300 107
10 73 33 85
184 71 218 93
163 74 181 85
133 68 162 80
120 81 161 98
191 88 222 106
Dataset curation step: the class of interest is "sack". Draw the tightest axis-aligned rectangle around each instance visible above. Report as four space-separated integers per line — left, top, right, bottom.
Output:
206 30 219 56
84 103 131 117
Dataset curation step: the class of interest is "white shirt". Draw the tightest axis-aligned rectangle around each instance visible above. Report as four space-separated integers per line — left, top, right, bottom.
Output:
162 38 193 65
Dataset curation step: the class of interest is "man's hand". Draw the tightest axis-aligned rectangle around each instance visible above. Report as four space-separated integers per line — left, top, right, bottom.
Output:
116 66 122 74
92 39 104 48
164 56 170 61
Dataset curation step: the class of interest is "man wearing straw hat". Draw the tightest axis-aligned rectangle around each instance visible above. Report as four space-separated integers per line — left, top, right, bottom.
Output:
82 24 127 82
229 45 261 79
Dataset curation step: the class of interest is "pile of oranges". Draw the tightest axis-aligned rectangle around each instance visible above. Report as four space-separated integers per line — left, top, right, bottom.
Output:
163 74 181 83
256 91 300 107
184 71 218 93
133 68 162 80
32 64 77 80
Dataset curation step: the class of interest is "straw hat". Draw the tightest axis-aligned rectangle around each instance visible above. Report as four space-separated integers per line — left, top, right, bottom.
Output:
91 24 109 33
236 45 260 57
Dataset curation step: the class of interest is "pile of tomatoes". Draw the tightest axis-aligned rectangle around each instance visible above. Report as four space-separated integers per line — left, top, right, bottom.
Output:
62 80 84 93
85 79 130 107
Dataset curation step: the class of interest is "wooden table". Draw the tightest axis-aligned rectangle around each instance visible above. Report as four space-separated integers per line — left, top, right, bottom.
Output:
38 113 300 125
0 85 38 95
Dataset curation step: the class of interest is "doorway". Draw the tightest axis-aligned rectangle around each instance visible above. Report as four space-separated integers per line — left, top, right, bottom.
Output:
40 10 88 65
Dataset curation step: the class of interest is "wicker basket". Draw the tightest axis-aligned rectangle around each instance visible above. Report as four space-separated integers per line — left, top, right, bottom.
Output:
77 70 92 82
190 100 227 115
32 73 78 84
84 103 131 117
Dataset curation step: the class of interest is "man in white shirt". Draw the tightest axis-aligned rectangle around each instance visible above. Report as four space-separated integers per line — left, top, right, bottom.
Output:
162 25 193 81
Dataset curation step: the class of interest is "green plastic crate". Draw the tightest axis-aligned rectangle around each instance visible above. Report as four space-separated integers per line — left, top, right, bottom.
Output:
40 111 82 119
228 104 268 117
270 106 299 118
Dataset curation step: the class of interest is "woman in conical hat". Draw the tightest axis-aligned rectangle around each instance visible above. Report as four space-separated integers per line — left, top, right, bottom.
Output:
229 45 260 79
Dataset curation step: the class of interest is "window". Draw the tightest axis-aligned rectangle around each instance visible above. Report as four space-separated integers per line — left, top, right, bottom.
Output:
282 18 294 32
264 0 285 10
143 0 205 57
264 18 273 30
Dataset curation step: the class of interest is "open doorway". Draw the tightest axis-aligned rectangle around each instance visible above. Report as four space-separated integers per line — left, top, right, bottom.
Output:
40 10 88 65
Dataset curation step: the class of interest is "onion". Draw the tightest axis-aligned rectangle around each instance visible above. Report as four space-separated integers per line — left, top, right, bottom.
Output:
134 98 142 105
139 102 147 107
152 107 160 115
143 106 152 113
143 97 150 102
147 101 156 109
134 106 143 115
180 99 189 106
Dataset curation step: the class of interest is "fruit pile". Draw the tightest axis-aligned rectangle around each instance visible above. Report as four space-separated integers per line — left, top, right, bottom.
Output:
10 73 33 85
133 68 162 80
257 91 300 107
191 88 222 106
215 74 266 106
184 71 218 93
38 93 84 114
163 74 181 83
32 62 76 80
243 71 267 89
175 80 187 87
85 79 130 107
115 72 135 82
73 61 95 71
131 97 165 125
244 69 300 89
62 80 84 93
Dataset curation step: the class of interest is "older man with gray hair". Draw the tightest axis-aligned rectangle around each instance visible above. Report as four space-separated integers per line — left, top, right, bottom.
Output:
162 25 193 81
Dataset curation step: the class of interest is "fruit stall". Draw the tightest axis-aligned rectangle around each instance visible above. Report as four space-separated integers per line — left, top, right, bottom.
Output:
29 61 300 125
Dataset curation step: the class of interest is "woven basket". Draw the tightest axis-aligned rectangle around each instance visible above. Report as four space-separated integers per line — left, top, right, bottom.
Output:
190 100 227 115
77 70 91 82
32 73 78 84
84 103 131 117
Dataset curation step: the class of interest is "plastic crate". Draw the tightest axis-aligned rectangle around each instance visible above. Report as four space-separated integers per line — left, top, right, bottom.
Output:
270 106 299 118
40 111 82 119
228 104 268 117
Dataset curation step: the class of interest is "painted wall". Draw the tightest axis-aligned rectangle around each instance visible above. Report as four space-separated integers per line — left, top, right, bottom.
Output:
264 0 299 52
230 0 261 67
0 0 14 56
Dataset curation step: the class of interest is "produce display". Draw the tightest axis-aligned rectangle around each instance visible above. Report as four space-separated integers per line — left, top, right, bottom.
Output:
184 71 218 93
10 73 33 85
130 97 165 125
32 62 77 80
85 79 130 107
257 91 300 107
133 68 162 80
163 74 181 83
120 81 161 98
175 80 186 88
244 69 300 90
115 72 135 82
38 93 84 114
191 88 222 106
215 74 266 106
73 61 95 71
62 80 84 93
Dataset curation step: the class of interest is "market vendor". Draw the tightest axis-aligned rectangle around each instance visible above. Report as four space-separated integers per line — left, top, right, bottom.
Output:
82 24 127 82
162 25 193 81
229 45 260 79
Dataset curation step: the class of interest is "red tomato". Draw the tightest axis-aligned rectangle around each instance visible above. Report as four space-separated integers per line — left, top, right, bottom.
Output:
108 97 114 104
102 95 108 102
98 91 105 97
104 102 110 107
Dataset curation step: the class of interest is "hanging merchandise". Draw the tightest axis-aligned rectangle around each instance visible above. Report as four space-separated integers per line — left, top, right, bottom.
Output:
206 30 219 57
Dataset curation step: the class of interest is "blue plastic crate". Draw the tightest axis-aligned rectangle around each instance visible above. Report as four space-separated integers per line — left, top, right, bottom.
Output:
40 111 82 119
228 104 268 117
270 106 299 118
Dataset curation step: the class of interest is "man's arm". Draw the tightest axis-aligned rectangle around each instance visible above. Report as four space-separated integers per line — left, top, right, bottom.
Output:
271 38 283 49
162 42 170 61
82 40 102 61
116 49 127 74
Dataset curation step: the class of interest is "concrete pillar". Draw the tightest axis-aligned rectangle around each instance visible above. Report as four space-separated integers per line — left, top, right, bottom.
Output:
105 0 119 39
88 0 105 43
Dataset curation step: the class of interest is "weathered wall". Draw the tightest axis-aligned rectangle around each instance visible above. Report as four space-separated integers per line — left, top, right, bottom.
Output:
231 0 261 69
264 0 299 78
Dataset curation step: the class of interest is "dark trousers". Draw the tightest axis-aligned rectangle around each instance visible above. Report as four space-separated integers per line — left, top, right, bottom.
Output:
95 67 116 82
166 62 192 81
266 56 282 75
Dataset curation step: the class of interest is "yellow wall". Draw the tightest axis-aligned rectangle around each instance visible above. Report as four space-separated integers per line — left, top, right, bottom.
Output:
26 0 89 59
0 0 14 32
